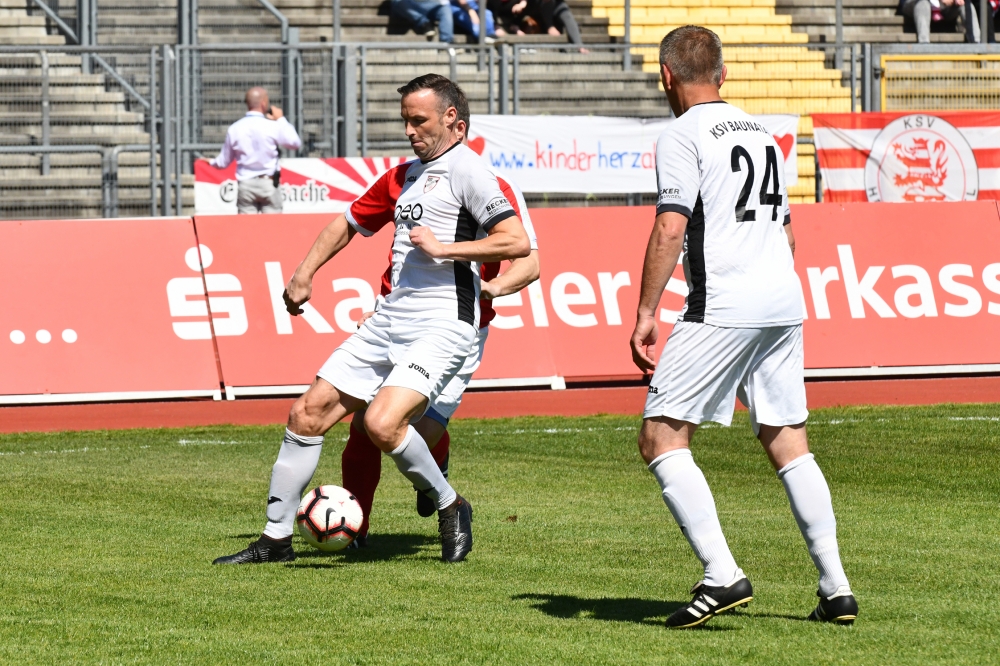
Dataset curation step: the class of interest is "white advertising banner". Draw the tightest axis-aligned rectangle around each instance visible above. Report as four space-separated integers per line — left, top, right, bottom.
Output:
466 114 799 193
194 114 798 213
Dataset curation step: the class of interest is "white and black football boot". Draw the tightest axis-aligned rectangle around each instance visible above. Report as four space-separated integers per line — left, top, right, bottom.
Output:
213 535 295 564
438 495 473 562
666 574 753 629
808 586 858 625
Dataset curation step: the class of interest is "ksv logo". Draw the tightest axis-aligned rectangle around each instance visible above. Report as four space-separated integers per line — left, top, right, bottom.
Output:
865 114 978 203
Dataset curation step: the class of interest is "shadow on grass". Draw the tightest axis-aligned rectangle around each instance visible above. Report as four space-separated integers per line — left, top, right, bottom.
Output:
287 533 438 567
747 612 811 623
513 594 733 630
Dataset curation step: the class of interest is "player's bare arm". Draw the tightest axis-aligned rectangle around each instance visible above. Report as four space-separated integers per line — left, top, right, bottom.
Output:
630 211 687 372
410 217 530 263
481 250 540 299
284 213 357 314
785 223 796 256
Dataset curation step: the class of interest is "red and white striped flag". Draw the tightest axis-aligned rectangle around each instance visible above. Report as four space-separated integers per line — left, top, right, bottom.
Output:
813 112 1000 203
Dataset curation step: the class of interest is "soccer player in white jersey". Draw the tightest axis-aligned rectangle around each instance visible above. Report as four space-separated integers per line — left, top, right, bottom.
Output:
341 104 541 544
629 26 857 628
214 74 530 565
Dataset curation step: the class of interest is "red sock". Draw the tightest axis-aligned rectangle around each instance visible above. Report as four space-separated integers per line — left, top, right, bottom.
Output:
341 416 382 537
431 430 450 475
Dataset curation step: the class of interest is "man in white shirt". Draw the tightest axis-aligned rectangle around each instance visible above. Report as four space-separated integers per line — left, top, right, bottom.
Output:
629 26 857 629
213 74 529 567
209 86 302 214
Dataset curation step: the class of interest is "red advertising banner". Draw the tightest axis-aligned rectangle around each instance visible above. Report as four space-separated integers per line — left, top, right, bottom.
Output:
194 201 1000 392
794 201 1000 370
3 202 999 403
0 218 222 401
190 214 563 392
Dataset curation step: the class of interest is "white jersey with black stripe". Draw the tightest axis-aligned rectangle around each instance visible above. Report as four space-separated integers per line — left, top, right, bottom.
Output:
655 101 803 327
346 142 517 327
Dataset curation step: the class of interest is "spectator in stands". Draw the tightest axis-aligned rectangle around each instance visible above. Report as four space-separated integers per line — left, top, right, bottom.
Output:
488 0 530 35
390 0 454 42
206 87 302 214
900 0 981 43
451 0 496 40
528 0 587 51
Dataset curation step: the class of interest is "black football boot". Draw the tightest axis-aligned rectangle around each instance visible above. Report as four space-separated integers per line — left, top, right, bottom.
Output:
438 495 473 562
808 587 858 625
666 575 754 629
212 535 295 564
347 533 369 549
416 489 437 518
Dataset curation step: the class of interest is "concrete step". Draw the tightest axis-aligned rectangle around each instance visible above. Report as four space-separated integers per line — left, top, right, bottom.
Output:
0 35 66 45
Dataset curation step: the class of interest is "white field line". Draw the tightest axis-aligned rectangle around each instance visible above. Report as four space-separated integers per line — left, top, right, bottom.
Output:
0 415 995 456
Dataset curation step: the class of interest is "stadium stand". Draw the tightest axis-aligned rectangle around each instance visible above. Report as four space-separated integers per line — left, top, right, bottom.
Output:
3 0 975 217
775 0 965 44
0 0 165 219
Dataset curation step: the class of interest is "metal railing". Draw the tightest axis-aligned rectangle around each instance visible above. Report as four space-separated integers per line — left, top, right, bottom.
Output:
6 39 1000 219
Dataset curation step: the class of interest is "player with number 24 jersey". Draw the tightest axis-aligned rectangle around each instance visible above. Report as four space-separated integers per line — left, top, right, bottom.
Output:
655 101 802 327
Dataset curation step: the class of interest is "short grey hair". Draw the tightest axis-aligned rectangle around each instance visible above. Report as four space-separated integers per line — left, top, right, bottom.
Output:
658 26 724 86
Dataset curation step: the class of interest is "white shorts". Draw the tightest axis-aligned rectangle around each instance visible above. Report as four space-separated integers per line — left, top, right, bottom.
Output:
425 326 490 424
317 312 476 409
643 322 808 435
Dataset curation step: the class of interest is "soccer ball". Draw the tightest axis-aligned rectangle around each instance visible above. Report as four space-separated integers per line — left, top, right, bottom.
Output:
295 485 364 552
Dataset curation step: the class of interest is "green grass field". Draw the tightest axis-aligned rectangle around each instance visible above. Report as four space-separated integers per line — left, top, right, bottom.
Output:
1 404 998 664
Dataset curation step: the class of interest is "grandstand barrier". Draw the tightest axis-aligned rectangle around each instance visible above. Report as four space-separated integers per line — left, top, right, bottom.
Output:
2 202 1000 405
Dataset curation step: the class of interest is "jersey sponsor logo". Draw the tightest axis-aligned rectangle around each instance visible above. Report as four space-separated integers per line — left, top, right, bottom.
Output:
423 175 440 193
394 203 424 222
659 188 681 200
647 385 658 395
864 114 978 203
485 196 511 216
408 362 430 379
406 175 417 183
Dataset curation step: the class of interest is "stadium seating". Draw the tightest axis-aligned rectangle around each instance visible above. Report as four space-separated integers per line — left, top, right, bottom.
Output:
0 0 170 220
0 0 972 216
774 0 965 43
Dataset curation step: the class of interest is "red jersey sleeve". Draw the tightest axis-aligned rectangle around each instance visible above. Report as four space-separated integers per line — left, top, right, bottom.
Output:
380 246 393 298
346 164 408 237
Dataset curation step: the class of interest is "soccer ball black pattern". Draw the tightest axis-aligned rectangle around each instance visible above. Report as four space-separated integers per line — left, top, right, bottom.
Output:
296 485 364 552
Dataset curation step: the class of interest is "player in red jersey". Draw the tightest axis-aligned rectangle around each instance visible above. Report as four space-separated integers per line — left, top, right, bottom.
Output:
341 108 540 545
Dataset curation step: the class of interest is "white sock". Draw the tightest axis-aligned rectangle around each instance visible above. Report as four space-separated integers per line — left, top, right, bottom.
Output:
649 449 740 587
778 453 851 597
388 426 457 510
262 429 323 539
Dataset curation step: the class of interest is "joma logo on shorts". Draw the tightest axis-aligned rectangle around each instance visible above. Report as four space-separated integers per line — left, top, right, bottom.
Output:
648 386 659 394
408 363 430 379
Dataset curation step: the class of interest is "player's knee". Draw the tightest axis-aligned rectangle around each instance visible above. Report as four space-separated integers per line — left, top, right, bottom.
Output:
288 397 324 437
362 408 400 450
